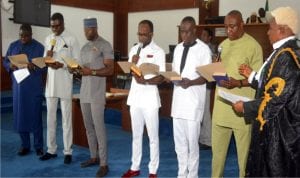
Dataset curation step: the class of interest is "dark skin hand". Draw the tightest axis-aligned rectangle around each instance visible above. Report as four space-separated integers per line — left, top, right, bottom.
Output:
80 67 93 76
132 72 165 85
46 50 54 58
132 55 139 64
45 49 63 69
132 73 147 84
175 77 207 89
219 77 240 89
27 62 36 71
47 61 64 70
10 64 18 71
177 78 191 89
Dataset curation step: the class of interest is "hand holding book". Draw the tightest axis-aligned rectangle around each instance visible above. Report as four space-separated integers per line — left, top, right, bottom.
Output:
218 77 244 89
212 72 229 86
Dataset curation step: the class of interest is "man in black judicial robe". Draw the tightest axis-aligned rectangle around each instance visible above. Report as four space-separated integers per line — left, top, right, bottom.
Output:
233 6 300 177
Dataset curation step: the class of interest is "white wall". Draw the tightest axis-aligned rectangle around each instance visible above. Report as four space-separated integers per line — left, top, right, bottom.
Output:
1 3 113 55
2 0 300 56
128 8 198 54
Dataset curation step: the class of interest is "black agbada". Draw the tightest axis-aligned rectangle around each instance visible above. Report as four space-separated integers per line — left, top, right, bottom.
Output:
243 39 300 177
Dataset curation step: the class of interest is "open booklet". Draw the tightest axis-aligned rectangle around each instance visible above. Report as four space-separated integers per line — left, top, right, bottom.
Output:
8 54 54 69
218 89 251 103
117 62 159 76
61 56 81 69
159 71 182 82
31 56 56 68
196 62 228 82
8 54 29 68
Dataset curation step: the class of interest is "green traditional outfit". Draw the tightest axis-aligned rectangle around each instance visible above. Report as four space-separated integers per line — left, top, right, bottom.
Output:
211 33 263 177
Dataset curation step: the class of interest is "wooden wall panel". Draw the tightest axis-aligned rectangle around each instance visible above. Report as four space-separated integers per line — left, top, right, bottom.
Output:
1 57 12 91
128 0 199 12
199 0 219 24
52 0 200 12
113 0 129 57
51 0 115 12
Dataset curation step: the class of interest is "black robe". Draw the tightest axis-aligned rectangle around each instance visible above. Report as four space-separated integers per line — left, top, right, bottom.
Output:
243 39 300 177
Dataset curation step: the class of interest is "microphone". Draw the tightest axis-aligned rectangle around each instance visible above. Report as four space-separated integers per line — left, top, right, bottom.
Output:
136 43 143 56
50 39 56 51
215 46 222 62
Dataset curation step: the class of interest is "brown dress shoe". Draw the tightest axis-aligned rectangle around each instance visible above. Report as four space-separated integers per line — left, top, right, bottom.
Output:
96 165 109 177
80 158 99 168
18 147 30 156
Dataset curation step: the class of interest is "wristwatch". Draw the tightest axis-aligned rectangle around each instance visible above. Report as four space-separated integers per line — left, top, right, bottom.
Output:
91 70 97 76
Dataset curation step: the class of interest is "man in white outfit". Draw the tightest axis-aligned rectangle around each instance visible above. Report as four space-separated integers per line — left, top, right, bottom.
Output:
39 12 80 164
122 20 165 178
171 16 211 178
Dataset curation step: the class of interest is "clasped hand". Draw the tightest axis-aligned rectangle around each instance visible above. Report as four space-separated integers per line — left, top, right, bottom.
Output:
47 61 63 69
132 73 147 84
67 66 91 76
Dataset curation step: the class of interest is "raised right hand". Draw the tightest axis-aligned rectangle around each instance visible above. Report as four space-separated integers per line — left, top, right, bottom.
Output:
131 55 139 64
46 50 54 57
239 64 252 78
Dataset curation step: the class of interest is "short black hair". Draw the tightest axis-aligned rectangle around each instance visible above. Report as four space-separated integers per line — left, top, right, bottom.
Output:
51 12 64 23
20 24 32 33
203 28 213 37
181 16 196 26
139 20 153 32
227 10 243 22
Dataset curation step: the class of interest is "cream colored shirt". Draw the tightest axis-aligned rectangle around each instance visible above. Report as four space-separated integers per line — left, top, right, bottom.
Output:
44 31 80 99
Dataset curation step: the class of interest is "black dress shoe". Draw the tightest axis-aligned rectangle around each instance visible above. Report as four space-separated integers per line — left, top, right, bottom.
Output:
36 149 44 156
199 143 211 150
18 148 30 156
96 165 109 177
39 152 57 161
64 155 72 164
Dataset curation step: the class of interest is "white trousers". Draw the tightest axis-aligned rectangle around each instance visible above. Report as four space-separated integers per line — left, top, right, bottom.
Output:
199 89 212 146
46 97 73 155
173 118 201 178
130 106 159 174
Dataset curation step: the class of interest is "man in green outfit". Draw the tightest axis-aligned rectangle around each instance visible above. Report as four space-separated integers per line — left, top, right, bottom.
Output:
211 10 263 177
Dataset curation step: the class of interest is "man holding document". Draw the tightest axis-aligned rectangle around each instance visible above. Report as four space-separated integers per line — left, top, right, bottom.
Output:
211 10 263 177
171 16 211 177
40 12 80 164
74 17 114 177
122 20 165 178
3 24 45 156
233 7 300 177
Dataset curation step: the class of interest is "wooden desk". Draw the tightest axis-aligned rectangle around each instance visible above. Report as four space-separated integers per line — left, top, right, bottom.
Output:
72 90 130 147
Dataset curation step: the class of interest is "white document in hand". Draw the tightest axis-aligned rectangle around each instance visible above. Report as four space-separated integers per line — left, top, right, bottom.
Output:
218 89 251 103
13 68 30 83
